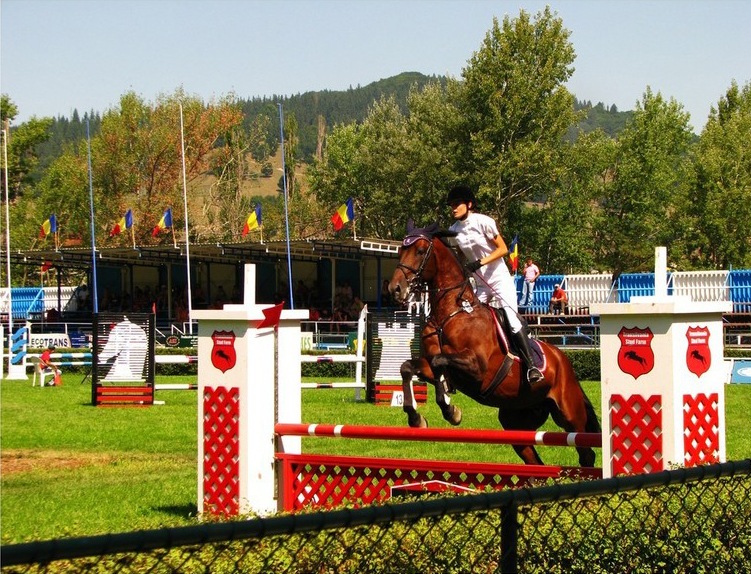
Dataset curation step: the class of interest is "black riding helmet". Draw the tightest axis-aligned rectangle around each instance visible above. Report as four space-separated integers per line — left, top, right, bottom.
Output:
445 185 477 209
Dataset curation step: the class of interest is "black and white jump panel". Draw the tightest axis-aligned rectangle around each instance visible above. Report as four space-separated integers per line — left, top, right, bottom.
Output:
366 311 427 404
92 313 155 406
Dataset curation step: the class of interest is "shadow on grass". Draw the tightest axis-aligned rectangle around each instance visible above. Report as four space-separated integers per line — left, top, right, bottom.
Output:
154 503 198 519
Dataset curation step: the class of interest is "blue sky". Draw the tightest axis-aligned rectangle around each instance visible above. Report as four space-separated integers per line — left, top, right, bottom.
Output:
2 0 749 132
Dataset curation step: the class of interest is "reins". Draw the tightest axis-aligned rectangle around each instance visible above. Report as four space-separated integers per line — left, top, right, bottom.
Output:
398 235 479 344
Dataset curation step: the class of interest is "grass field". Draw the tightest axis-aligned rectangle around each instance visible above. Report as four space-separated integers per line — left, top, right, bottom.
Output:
2 374 750 544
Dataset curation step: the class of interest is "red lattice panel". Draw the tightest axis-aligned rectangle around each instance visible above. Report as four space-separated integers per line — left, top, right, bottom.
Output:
610 394 663 475
683 393 720 465
203 386 240 516
277 453 601 511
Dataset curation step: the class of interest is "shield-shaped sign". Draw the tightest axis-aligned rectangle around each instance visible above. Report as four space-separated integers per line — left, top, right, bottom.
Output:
617 326 655 379
686 326 711 377
211 330 237 373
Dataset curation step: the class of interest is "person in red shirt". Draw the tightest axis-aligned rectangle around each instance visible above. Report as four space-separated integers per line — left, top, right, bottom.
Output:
39 345 61 385
548 284 569 315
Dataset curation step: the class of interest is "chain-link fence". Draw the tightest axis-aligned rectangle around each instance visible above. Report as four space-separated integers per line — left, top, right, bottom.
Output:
3 460 749 574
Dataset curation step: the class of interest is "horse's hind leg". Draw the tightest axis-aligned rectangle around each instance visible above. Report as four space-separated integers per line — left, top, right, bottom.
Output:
549 394 598 468
498 408 547 465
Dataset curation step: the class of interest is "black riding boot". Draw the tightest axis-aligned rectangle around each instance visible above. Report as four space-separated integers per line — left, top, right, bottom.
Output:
513 330 544 385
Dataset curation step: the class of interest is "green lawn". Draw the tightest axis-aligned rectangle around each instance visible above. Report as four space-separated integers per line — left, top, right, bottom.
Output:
2 373 750 544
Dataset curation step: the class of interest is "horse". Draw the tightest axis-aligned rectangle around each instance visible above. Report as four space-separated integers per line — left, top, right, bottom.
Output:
388 221 601 467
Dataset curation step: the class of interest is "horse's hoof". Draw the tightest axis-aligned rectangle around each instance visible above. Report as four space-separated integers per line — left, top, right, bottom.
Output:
407 412 428 428
443 404 462 426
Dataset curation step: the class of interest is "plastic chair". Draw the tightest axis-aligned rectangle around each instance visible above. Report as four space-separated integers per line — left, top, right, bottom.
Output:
32 359 56 387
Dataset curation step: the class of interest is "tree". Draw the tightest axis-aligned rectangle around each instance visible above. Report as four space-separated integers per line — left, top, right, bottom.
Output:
309 82 462 238
685 81 751 268
1 94 53 201
25 90 243 247
529 129 617 273
456 7 579 228
597 87 693 273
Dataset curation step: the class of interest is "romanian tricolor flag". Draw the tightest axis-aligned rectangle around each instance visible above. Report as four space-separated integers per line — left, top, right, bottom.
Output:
110 209 133 237
331 197 355 231
508 234 519 274
39 214 57 239
152 208 172 237
241 205 262 237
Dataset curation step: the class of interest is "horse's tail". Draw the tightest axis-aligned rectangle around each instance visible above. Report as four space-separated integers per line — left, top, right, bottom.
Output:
549 341 601 433
583 395 602 433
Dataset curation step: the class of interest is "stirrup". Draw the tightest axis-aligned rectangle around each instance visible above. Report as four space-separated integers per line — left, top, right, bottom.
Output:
527 367 544 385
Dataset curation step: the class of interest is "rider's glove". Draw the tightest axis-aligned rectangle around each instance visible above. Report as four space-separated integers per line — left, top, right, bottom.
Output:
465 259 482 273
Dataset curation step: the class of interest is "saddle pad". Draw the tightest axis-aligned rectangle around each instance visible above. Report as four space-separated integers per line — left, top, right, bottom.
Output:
529 338 547 371
490 310 547 372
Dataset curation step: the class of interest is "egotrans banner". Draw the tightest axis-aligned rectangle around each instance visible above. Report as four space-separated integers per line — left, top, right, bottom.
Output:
29 334 71 349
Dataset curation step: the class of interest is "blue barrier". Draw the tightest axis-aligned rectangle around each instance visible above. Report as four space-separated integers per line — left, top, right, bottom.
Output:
9 288 45 321
616 273 655 302
729 270 751 313
10 326 28 365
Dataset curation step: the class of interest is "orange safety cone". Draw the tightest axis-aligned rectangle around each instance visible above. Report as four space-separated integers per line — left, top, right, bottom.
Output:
54 371 62 386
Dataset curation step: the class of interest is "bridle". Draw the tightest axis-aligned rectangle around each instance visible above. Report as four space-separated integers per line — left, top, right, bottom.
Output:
394 234 435 297
396 234 474 314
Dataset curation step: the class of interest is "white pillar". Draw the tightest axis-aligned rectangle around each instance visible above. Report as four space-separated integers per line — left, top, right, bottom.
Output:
592 248 731 478
194 264 307 516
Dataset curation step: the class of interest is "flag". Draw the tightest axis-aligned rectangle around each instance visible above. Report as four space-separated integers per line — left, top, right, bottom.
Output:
152 208 172 237
41 260 53 273
39 214 57 238
331 197 355 231
257 301 284 329
242 205 262 237
508 234 519 273
110 209 133 237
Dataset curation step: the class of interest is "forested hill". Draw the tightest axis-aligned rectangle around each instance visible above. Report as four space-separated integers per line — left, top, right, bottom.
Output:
33 71 632 173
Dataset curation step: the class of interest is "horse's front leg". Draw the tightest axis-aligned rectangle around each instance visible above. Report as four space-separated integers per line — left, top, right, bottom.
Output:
400 357 434 428
434 374 462 426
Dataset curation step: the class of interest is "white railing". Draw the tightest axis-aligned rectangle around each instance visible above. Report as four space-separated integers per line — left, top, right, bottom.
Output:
669 270 730 302
563 274 614 313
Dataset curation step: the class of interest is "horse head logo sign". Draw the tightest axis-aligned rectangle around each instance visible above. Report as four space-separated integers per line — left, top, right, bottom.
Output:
686 326 711 377
617 326 655 380
99 317 148 382
211 330 236 373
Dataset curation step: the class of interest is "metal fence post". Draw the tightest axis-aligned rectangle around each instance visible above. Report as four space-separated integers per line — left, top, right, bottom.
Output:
500 501 518 573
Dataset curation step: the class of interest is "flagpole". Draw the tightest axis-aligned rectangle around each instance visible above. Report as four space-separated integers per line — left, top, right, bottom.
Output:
86 119 99 314
277 103 294 309
2 129 13 360
179 103 193 329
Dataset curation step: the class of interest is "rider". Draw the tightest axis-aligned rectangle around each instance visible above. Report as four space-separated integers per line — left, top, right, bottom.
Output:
446 184 544 385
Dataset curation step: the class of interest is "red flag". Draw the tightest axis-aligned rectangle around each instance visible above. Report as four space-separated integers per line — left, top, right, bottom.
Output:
41 261 53 273
256 302 284 329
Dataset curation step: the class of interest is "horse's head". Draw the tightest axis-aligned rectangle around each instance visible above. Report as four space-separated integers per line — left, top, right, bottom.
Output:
389 220 459 305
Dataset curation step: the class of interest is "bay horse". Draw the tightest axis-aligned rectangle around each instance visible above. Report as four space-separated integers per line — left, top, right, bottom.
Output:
388 221 601 467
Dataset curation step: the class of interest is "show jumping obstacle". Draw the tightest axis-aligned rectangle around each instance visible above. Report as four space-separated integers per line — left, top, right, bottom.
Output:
193 251 729 516
591 247 730 478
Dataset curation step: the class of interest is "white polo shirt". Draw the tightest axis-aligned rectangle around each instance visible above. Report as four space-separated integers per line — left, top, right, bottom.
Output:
449 212 518 315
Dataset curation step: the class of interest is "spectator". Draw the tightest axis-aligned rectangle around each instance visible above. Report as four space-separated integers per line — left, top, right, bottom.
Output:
39 345 61 385
549 283 569 315
520 258 540 308
45 307 62 322
348 295 365 320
